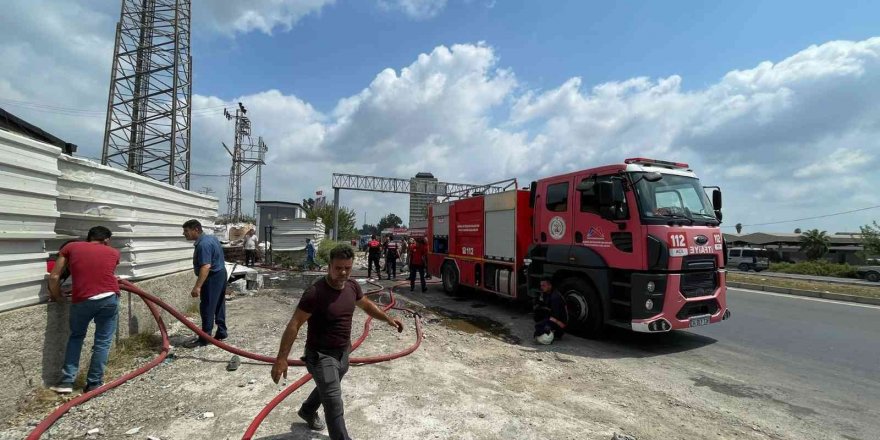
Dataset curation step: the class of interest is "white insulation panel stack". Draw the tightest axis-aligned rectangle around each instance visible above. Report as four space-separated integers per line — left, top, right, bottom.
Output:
272 218 325 251
54 155 218 280
0 130 61 311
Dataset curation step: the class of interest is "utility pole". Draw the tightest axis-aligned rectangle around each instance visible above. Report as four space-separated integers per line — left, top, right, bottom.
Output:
102 0 192 188
223 103 266 223
253 137 268 218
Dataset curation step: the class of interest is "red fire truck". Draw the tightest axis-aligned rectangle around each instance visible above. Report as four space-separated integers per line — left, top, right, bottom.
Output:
426 158 731 336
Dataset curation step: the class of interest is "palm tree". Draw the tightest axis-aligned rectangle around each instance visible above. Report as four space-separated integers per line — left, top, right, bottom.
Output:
735 223 742 234
799 229 831 260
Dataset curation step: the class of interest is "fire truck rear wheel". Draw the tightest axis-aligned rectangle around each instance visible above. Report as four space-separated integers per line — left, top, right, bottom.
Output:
442 262 460 294
560 277 604 338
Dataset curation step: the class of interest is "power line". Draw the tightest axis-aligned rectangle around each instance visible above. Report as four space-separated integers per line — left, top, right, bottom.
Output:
723 204 880 228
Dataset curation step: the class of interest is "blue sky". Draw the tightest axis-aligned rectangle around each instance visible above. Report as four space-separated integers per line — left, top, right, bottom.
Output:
1 0 879 232
195 1 880 111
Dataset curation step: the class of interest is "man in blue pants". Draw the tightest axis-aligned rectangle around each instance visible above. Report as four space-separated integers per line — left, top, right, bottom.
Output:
183 219 228 347
48 226 120 394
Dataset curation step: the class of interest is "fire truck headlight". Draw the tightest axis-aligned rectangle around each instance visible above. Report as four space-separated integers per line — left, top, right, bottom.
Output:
645 299 654 310
646 281 656 293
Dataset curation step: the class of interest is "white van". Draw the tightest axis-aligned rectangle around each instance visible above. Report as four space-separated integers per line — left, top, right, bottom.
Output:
727 247 770 272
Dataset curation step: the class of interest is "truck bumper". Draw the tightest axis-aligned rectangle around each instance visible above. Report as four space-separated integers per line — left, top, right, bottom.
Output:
631 271 731 332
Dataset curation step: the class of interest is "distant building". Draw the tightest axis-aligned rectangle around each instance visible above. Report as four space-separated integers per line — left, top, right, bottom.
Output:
409 172 438 223
724 232 865 264
256 201 307 235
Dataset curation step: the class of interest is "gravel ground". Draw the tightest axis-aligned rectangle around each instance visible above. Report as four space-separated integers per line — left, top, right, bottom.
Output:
2 269 831 440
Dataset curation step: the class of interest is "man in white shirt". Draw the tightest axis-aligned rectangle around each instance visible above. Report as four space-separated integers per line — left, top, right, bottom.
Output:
244 229 258 267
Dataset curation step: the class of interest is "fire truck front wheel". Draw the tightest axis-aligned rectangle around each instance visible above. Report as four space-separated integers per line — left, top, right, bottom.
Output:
442 262 460 294
560 277 604 338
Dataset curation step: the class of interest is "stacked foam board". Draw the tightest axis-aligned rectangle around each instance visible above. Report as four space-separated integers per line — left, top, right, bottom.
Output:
272 218 325 251
54 155 218 279
0 130 61 312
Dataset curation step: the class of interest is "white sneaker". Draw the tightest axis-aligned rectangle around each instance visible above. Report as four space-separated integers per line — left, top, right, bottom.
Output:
50 384 73 394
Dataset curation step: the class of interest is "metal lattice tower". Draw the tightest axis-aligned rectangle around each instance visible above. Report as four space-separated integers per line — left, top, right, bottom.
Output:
223 103 266 222
101 0 193 188
253 139 268 218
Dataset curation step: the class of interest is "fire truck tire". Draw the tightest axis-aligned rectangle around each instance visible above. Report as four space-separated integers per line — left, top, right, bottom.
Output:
560 277 604 338
442 262 460 294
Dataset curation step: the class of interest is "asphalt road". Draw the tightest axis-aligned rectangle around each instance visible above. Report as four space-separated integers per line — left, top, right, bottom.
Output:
688 287 880 439
381 273 880 439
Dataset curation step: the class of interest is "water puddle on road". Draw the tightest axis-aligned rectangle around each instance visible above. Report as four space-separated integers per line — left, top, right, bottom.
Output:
262 271 324 291
426 306 521 345
692 375 818 418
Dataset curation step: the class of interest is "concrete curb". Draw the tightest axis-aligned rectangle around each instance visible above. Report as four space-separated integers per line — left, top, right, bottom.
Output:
727 281 880 306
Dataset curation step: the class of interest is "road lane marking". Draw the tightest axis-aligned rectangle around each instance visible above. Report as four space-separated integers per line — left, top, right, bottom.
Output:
729 287 880 310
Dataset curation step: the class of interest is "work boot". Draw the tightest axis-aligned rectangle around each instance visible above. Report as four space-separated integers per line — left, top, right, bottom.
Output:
297 408 325 431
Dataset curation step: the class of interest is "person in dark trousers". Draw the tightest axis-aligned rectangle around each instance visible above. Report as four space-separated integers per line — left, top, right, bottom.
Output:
244 229 258 267
533 277 567 345
305 238 318 270
183 219 228 347
48 226 121 394
385 236 400 280
366 234 382 279
408 237 428 292
271 244 404 439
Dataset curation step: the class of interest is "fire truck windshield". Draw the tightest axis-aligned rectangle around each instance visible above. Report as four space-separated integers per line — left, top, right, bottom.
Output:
630 172 718 225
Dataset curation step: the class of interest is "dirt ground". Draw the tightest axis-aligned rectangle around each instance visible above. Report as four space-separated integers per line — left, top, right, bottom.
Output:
2 269 833 440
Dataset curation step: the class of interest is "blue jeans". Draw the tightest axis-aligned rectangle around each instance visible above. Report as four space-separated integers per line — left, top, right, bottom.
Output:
60 295 119 388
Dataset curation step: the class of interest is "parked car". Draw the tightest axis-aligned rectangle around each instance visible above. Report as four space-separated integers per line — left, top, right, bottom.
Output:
727 247 770 272
856 265 880 282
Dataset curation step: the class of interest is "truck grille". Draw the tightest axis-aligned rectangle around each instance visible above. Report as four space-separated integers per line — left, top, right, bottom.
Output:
682 254 716 270
676 298 720 320
680 271 717 298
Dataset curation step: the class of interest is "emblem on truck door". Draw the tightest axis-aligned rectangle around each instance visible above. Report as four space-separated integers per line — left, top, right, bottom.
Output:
549 216 566 240
695 235 708 245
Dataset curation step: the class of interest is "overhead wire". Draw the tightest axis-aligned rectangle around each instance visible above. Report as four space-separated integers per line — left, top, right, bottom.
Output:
721 204 880 228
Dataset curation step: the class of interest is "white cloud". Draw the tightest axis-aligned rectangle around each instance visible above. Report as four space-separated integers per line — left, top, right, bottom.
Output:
378 0 447 19
2 1 879 231
197 0 334 35
793 148 873 178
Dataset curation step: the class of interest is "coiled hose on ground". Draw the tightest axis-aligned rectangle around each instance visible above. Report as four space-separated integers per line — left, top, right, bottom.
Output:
27 277 425 440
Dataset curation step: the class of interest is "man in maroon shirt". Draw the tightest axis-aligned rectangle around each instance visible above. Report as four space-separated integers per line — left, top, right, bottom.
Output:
47 226 121 394
271 244 403 439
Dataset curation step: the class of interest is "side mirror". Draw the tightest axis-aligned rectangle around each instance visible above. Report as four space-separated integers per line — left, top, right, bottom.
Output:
712 189 722 210
529 181 537 208
597 180 624 207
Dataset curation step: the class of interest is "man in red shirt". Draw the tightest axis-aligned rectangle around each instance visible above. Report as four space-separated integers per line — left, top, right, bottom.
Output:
47 226 121 394
271 244 403 439
408 237 428 292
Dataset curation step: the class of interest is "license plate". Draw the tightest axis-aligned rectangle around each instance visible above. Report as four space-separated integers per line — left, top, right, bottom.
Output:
689 315 711 328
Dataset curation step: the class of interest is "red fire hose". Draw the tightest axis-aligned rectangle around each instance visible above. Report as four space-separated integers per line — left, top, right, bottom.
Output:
27 278 425 439
242 281 423 439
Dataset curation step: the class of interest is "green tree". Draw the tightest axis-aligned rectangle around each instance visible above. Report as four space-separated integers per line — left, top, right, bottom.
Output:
735 223 743 234
377 213 403 232
308 203 358 240
860 221 880 257
302 198 315 214
799 229 831 260
360 224 379 236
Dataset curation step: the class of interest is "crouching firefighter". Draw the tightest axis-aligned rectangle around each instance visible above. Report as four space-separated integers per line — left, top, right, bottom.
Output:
533 277 567 345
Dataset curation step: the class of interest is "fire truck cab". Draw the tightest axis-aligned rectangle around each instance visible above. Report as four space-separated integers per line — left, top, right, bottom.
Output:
427 158 731 337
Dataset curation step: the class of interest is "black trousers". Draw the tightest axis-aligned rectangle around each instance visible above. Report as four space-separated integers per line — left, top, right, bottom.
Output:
385 257 398 279
244 249 256 266
367 255 381 278
409 265 426 291
301 347 351 440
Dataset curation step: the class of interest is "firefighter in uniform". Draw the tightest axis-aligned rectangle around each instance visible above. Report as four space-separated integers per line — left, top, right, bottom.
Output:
366 234 382 280
533 277 567 344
